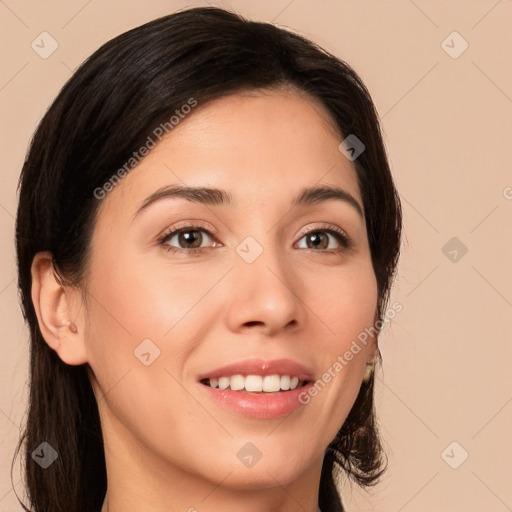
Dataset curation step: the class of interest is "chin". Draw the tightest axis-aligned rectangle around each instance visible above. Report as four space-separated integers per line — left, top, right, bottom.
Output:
214 446 313 489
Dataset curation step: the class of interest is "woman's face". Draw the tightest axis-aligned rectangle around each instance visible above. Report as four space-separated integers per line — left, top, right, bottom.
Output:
82 88 378 495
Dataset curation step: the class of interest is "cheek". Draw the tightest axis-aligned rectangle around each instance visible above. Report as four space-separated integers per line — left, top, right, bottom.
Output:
81 259 212 465
84 252 211 347
300 261 377 426
307 260 378 346
82 250 227 399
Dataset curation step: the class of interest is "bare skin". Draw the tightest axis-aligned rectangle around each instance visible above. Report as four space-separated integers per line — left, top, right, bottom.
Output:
31 87 378 512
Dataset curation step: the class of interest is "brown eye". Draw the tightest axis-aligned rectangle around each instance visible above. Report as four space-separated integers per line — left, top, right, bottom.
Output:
174 230 203 249
159 226 218 253
296 228 351 252
303 232 329 250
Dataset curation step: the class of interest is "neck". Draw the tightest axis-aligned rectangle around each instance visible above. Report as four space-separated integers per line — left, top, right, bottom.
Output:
99 409 323 512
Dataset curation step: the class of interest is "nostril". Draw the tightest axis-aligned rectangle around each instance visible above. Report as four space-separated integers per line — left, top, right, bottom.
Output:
244 321 263 327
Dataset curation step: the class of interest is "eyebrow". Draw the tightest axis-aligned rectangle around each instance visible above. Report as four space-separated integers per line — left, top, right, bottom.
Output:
134 184 364 219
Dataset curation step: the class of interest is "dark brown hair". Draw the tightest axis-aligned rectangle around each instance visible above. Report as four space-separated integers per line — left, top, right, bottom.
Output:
14 7 401 511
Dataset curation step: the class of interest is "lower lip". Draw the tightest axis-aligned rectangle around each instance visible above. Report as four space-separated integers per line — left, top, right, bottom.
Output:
198 382 313 419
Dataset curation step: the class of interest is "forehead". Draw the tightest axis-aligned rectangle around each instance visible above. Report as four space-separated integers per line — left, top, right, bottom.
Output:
98 88 361 219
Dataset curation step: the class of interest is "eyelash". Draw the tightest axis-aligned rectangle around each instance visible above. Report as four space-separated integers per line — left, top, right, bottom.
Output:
157 222 354 256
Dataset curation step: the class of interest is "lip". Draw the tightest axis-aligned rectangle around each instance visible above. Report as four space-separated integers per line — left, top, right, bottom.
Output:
198 382 314 419
196 358 315 381
196 358 315 420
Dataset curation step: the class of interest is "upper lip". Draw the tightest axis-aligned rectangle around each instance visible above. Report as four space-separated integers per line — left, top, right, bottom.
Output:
197 358 315 382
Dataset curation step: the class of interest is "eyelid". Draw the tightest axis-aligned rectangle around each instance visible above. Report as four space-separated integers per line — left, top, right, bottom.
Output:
295 222 350 241
157 220 218 241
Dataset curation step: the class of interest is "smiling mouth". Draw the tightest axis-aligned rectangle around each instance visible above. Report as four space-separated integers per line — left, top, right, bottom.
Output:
200 374 310 393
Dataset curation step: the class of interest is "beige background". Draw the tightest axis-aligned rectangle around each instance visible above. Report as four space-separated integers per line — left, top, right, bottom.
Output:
1 1 511 510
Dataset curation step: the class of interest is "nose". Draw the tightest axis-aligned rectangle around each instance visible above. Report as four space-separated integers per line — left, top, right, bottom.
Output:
224 240 306 337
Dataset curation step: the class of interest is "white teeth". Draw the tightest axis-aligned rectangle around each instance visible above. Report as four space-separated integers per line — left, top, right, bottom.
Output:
218 377 230 390
230 375 245 391
245 375 263 392
262 374 281 392
205 374 305 392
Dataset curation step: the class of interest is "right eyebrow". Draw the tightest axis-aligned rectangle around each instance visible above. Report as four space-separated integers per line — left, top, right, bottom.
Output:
133 185 233 220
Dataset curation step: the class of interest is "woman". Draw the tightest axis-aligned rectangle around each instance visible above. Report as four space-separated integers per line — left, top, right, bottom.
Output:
14 7 401 512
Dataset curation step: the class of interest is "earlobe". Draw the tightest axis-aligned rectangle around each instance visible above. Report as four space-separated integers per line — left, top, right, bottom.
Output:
30 251 88 366
362 312 381 382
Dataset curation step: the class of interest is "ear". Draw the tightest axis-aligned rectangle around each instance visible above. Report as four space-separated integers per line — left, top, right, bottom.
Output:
366 310 381 362
30 251 88 365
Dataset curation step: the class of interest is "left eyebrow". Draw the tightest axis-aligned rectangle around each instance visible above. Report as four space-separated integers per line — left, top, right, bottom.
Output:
133 183 363 220
292 185 364 219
